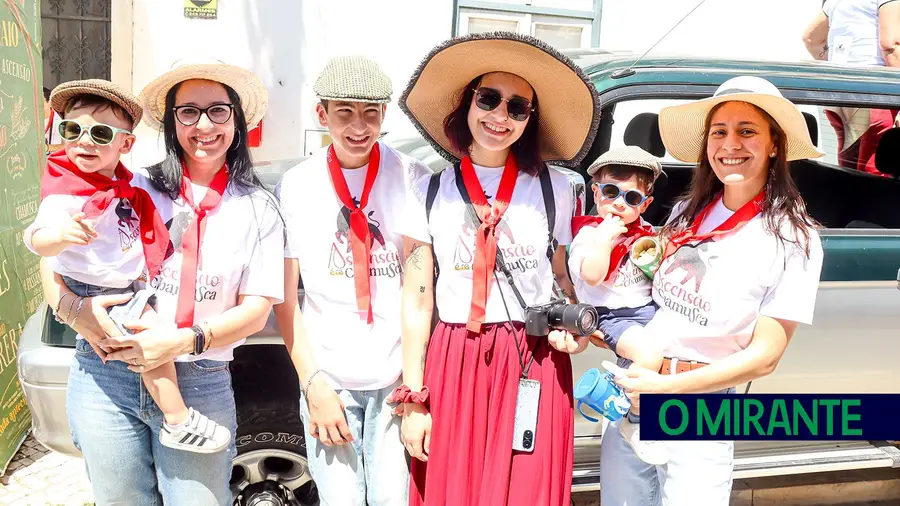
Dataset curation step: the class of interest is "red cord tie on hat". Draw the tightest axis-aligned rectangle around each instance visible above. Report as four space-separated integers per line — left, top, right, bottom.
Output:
392 385 430 408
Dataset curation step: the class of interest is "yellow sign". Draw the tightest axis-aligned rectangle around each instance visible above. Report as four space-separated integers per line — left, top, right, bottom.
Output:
184 0 217 19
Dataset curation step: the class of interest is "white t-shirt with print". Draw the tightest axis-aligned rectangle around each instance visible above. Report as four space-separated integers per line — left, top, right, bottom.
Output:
405 163 576 325
568 218 653 310
24 192 146 288
644 199 824 364
825 0 897 66
276 142 431 391
131 172 285 363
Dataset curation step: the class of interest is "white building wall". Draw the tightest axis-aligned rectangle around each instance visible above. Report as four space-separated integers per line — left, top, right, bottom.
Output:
598 0 824 61
122 0 454 170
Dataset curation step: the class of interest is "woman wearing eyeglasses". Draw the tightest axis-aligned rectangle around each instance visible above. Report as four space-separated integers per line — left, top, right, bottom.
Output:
38 63 284 505
394 33 600 505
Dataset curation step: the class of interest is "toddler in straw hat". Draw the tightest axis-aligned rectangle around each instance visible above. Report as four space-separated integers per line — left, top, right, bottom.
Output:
25 79 231 454
568 145 669 465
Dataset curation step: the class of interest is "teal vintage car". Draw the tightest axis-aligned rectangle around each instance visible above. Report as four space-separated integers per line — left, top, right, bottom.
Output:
17 52 900 505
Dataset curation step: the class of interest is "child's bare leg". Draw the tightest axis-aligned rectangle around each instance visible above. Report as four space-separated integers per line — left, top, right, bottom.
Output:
134 305 189 425
615 326 665 417
142 360 190 425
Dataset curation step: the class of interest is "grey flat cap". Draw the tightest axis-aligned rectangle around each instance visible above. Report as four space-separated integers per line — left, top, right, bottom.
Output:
314 55 392 104
587 145 663 180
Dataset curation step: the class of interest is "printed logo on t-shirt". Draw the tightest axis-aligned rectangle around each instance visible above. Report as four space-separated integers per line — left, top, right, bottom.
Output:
614 259 647 289
115 199 140 252
327 202 401 279
149 210 220 303
653 240 718 326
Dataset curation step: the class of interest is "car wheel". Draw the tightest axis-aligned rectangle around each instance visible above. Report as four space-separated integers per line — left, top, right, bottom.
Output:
231 397 318 506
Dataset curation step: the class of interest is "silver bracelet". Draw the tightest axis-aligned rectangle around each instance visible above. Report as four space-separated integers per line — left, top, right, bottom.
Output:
304 369 323 395
54 293 73 323
70 297 86 327
65 294 79 324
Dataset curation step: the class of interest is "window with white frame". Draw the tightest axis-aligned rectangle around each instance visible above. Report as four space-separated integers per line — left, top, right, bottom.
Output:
456 0 599 50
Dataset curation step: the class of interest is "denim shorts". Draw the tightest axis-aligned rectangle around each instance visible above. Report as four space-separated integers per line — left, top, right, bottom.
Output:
595 301 658 354
62 276 157 336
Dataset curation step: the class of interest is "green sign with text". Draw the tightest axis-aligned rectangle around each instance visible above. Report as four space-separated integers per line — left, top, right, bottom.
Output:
0 0 44 473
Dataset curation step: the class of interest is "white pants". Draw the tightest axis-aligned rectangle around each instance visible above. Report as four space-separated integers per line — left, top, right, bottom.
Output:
599 418 734 505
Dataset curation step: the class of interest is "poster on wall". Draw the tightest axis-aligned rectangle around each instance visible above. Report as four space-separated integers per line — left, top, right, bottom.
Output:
184 0 217 19
0 0 43 474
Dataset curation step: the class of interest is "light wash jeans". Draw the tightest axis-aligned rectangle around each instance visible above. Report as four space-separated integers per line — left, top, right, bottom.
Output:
299 379 410 506
599 388 736 506
67 338 236 506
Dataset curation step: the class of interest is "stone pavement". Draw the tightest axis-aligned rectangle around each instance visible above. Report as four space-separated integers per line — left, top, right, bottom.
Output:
0 433 93 506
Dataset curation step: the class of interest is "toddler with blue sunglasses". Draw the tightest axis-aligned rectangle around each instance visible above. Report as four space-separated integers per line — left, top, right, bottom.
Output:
568 145 669 465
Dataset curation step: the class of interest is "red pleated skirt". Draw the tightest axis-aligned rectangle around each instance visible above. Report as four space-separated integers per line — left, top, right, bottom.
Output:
409 321 574 506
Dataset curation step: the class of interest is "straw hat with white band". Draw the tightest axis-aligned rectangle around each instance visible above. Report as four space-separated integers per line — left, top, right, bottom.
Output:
658 76 823 163
138 58 268 131
399 31 602 167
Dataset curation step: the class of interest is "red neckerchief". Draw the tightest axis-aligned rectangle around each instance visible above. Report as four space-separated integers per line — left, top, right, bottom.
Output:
571 215 654 281
326 143 381 324
460 154 519 333
42 150 170 281
174 162 229 328
664 191 765 259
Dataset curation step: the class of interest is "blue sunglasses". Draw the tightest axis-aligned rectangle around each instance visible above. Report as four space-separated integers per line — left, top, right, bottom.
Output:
592 182 648 207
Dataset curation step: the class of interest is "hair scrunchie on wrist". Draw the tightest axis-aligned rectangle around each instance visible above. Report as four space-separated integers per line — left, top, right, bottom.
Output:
392 384 430 409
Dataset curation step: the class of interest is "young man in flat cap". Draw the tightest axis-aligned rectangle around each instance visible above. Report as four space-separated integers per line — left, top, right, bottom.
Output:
274 56 431 505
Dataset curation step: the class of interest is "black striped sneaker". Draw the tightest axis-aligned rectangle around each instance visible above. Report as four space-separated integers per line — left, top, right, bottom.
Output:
159 407 231 454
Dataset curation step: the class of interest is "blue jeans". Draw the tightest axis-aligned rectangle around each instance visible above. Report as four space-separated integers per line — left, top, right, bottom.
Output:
62 276 156 336
299 379 409 506
599 388 736 505
67 339 236 506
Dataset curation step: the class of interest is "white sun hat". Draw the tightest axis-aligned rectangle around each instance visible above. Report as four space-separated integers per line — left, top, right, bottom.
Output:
658 76 824 163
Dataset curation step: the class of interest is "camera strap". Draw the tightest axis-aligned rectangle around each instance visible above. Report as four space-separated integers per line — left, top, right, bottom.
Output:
453 163 558 378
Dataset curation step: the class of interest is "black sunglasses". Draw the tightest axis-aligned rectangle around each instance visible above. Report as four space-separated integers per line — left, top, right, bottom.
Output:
172 103 234 126
592 182 649 207
472 87 534 122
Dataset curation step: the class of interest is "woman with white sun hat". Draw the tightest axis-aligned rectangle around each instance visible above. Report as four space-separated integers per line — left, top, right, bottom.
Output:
599 75 825 504
47 58 283 505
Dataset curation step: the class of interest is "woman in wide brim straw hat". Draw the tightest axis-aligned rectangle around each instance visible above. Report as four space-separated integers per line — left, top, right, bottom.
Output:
53 59 284 505
394 31 600 506
599 75 825 504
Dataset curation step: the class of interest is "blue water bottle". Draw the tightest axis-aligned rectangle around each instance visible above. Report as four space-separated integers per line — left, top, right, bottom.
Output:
574 368 630 422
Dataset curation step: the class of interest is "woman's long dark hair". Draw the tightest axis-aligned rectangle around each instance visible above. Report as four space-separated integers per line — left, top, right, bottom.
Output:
443 75 545 176
661 102 819 257
147 82 264 200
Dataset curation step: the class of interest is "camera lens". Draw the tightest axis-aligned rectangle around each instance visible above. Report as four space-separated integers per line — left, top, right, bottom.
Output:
547 303 599 336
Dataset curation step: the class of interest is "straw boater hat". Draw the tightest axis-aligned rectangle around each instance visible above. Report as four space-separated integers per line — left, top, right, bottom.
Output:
50 79 143 127
138 58 268 131
658 76 823 163
399 31 601 167
587 145 664 182
314 55 392 103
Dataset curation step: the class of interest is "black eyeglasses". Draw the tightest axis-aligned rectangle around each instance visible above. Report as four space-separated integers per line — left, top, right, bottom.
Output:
472 87 534 122
172 103 234 126
592 182 649 207
58 120 132 146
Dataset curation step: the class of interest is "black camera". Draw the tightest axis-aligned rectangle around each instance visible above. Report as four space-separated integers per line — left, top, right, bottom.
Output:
524 299 599 337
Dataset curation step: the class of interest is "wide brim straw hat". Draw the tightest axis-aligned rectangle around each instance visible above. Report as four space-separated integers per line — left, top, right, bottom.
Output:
138 58 268 131
399 31 601 167
658 76 823 163
50 79 143 127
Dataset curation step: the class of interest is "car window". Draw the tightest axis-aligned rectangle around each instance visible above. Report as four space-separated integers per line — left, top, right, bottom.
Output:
607 98 900 233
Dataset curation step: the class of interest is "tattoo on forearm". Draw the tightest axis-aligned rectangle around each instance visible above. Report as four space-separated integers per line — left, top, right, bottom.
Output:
405 243 425 271
419 286 425 293
420 339 429 373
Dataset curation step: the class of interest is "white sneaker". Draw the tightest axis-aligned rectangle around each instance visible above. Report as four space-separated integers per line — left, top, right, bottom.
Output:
159 407 231 454
619 416 669 465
